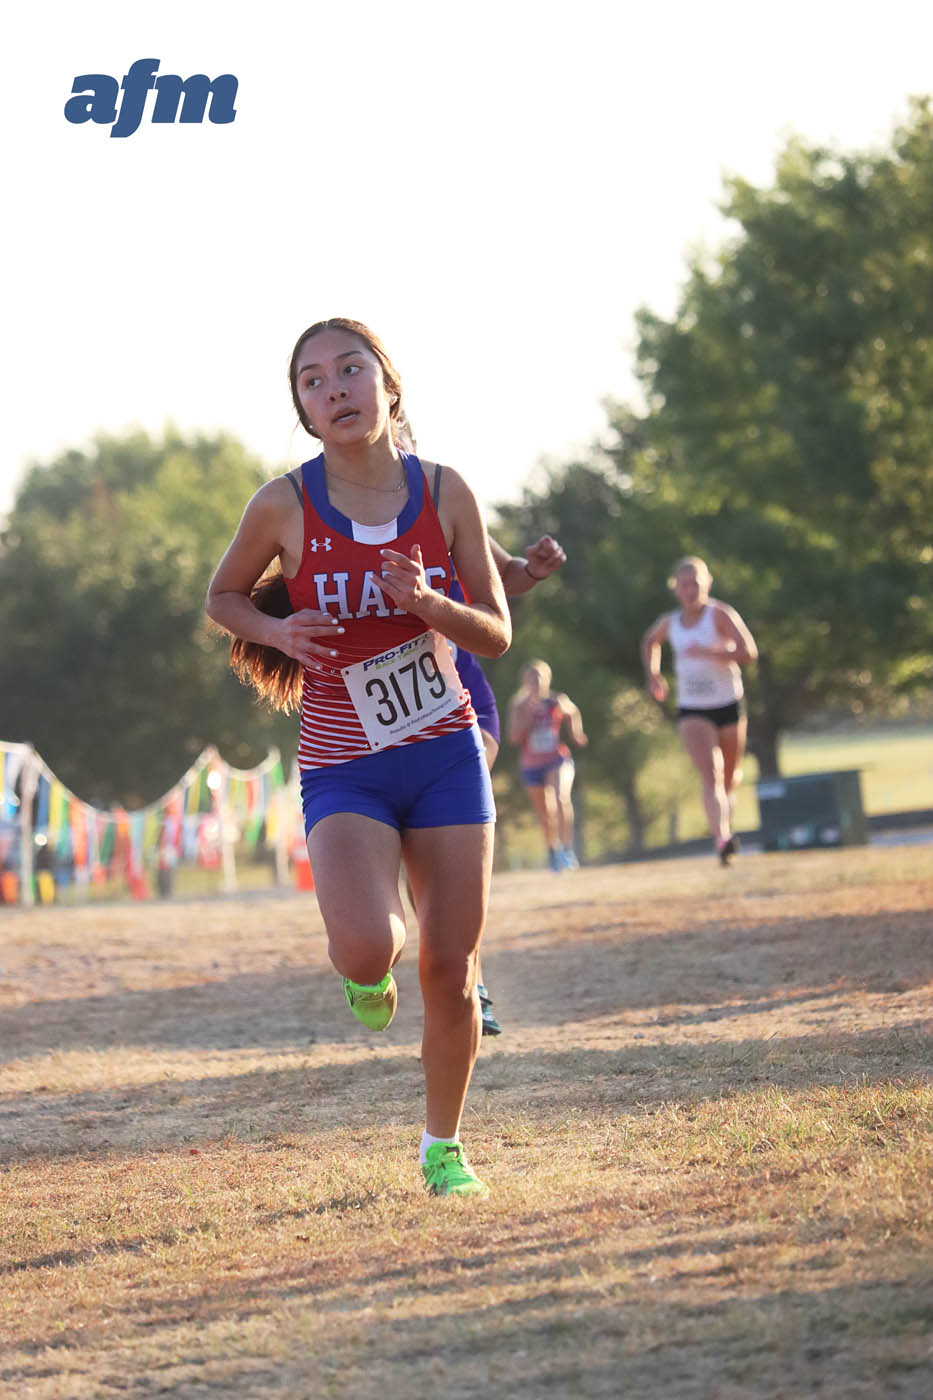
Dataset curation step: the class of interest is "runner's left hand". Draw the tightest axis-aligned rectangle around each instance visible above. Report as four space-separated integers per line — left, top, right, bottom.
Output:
374 543 429 610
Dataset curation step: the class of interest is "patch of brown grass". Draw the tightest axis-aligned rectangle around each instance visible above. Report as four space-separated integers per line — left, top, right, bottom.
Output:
1 846 931 1398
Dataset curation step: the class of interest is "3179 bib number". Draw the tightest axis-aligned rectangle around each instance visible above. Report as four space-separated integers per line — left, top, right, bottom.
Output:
342 630 463 750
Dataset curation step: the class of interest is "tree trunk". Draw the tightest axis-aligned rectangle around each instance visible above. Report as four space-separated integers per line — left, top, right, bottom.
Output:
620 775 646 855
572 773 586 863
748 724 781 779
748 652 783 777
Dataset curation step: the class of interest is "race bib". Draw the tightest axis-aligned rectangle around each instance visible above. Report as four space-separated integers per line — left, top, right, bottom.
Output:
342 630 463 750
683 674 715 698
528 723 557 755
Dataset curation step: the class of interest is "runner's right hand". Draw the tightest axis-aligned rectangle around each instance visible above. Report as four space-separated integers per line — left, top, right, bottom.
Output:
273 610 345 668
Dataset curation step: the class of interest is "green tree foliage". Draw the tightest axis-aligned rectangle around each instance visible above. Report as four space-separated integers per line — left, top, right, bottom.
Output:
0 429 293 805
492 448 688 853
496 101 933 807
635 100 933 768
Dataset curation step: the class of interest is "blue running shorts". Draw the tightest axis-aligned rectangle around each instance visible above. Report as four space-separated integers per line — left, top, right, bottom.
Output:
454 648 500 744
521 754 574 788
300 723 495 835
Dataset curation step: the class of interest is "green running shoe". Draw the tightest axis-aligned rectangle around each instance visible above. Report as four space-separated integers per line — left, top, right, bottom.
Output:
343 971 397 1030
421 1141 489 1197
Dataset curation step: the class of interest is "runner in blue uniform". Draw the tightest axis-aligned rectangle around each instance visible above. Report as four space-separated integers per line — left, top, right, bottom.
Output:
447 531 566 1032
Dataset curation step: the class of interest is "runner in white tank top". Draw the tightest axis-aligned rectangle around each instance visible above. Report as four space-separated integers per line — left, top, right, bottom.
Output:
641 556 758 865
668 605 744 711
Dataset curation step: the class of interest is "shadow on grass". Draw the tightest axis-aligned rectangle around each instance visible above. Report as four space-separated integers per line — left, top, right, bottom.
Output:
1 1016 928 1167
0 964 342 1059
2 895 930 1168
4 1208 931 1400
1 906 928 1064
481 905 932 1015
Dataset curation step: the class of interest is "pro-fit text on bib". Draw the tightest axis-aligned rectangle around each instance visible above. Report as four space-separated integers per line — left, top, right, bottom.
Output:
342 630 463 750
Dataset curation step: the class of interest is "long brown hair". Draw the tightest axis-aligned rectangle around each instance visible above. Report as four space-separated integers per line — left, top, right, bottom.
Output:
228 569 303 713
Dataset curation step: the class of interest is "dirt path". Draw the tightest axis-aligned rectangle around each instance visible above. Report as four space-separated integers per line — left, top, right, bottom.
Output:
1 847 931 1398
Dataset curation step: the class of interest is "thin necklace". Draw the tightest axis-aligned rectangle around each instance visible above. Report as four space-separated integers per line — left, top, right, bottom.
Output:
325 467 406 493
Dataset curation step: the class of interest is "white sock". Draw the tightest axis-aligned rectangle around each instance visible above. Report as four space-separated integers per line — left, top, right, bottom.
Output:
420 1130 458 1164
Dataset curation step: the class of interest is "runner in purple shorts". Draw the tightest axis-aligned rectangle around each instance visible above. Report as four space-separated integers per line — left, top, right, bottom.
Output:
507 660 588 871
448 532 567 1033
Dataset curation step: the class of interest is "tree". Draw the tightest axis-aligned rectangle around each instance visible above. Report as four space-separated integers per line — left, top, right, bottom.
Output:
497 101 933 791
492 448 688 852
633 100 933 770
0 429 293 805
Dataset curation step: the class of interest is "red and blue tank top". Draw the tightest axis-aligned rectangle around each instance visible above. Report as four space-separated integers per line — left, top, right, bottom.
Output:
520 696 569 768
285 452 476 769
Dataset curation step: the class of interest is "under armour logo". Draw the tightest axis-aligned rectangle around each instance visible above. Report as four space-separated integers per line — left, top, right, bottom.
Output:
308 537 332 552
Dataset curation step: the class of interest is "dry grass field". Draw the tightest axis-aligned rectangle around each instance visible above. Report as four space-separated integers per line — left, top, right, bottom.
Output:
1 846 931 1399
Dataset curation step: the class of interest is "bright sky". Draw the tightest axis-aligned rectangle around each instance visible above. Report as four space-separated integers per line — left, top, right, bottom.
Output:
4 1 932 519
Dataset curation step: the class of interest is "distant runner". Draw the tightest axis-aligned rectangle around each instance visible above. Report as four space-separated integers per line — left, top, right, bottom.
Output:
641 556 758 865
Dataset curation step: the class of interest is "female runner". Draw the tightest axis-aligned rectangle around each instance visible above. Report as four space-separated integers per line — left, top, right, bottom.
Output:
641 556 758 865
206 318 510 1197
507 660 588 870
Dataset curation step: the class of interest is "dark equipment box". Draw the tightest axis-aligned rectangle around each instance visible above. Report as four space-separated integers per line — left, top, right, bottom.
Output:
756 769 867 851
